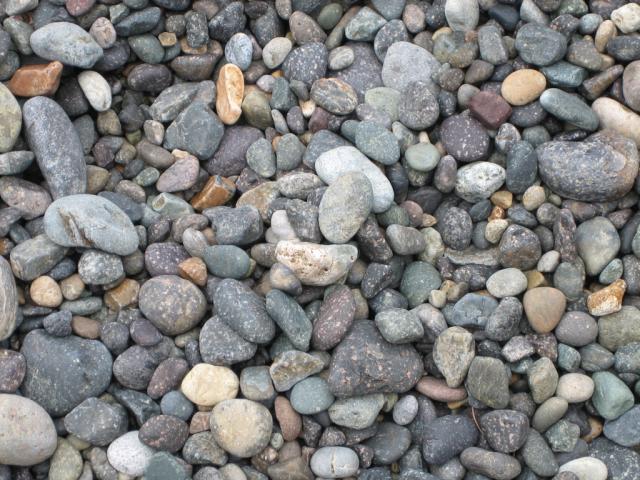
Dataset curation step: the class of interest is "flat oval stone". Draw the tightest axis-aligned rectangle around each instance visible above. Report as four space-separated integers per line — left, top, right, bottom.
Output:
107 431 154 477
138 275 206 335
537 133 639 202
310 447 359 478
30 22 103 68
0 83 21 153
315 146 394 213
0 394 57 466
440 115 490 163
381 41 441 91
0 257 18 341
199 315 257 365
44 194 139 255
310 77 358 115
539 88 599 131
22 96 86 199
20 330 113 416
213 278 276 344
319 171 373 244
77 70 112 112
515 23 567 66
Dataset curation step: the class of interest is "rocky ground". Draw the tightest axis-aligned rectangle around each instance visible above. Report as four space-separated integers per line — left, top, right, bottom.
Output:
1 0 640 479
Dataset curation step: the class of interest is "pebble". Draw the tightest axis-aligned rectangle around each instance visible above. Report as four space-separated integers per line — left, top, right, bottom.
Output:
433 326 475 387
592 371 634 420
0 394 57 466
276 241 358 287
523 287 566 333
181 364 238 407
592 97 640 146
455 161 506 202
381 41 441 91
107 431 155 477
539 89 599 131
310 447 359 478
460 447 522 480
30 22 103 68
441 115 490 163
466 356 510 408
501 69 547 106
558 457 608 480
64 397 127 446
480 409 530 453
210 399 273 457
422 415 479 464
0 257 18 341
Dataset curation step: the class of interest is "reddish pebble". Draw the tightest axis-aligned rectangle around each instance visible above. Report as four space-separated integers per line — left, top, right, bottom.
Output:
469 91 513 129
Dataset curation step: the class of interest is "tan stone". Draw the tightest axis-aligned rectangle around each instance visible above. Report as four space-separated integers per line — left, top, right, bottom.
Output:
8 61 63 97
501 69 547 106
522 186 546 210
178 257 208 286
587 279 625 316
60 274 85 301
274 396 301 442
191 175 236 211
523 287 566 333
582 417 603 442
216 63 244 125
415 376 467 402
71 316 101 339
491 191 513 209
104 279 140 310
181 363 239 407
179 37 207 54
595 20 616 52
489 206 505 220
526 270 547 289
158 32 177 47
30 276 62 308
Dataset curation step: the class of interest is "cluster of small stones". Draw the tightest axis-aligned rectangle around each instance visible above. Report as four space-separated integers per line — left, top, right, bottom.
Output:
2 0 640 479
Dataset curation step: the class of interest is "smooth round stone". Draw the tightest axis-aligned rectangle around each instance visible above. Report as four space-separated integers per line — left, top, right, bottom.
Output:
139 275 206 335
355 121 400 165
328 45 355 70
77 70 111 112
44 194 138 255
246 138 276 178
623 61 640 112
365 422 412 465
592 97 640 146
164 101 224 160
203 245 251 279
20 330 112 416
319 171 372 244
310 77 358 115
156 154 199 192
0 84 21 153
78 250 124 285
603 405 640 447
590 437 640 480
486 268 528 298
405 143 440 172
23 97 86 199
501 69 547 106
290 376 334 415
225 32 253 71
199 316 257 366
455 161 506 202
214 278 276 343
556 373 594 403
329 393 384 429
381 41 441 91
401 261 442 308
139 414 189 452
282 42 328 86
64 397 127 446
480 409 529 453
592 371 634 420
441 115 490 163
375 308 424 344
523 287 566 334
515 23 568 67
310 447 359 478
445 0 479 31
532 396 569 432
210 399 273 457
555 312 598 347
107 431 155 477
393 395 419 425
558 457 608 480
611 3 640 33
466 356 510 408
539 89 599 131
262 37 292 69
30 22 103 68
598 306 640 352
181 364 239 407
315 146 394 213
265 290 312 351
461 447 522 479
0 394 57 466
536 133 639 202
423 415 479 464
398 81 440 130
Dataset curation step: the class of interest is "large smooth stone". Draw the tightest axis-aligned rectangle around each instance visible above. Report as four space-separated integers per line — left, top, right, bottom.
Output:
0 394 57 466
536 131 639 202
315 146 394 213
43 194 139 255
30 22 103 68
592 97 640 145
23 96 86 199
20 330 113 416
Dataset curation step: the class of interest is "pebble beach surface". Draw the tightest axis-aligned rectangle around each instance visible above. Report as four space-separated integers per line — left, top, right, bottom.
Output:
1 0 640 479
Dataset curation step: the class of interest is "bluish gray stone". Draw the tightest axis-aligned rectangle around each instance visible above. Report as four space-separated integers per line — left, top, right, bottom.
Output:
266 289 312 351
30 22 103 67
163 101 224 160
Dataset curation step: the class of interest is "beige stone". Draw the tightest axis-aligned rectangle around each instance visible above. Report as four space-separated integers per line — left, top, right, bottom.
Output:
178 257 207 286
104 279 139 310
60 274 85 301
181 364 239 407
556 373 595 403
595 20 616 52
587 279 625 316
216 63 244 125
592 97 640 145
501 69 547 106
523 287 566 333
30 276 62 308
